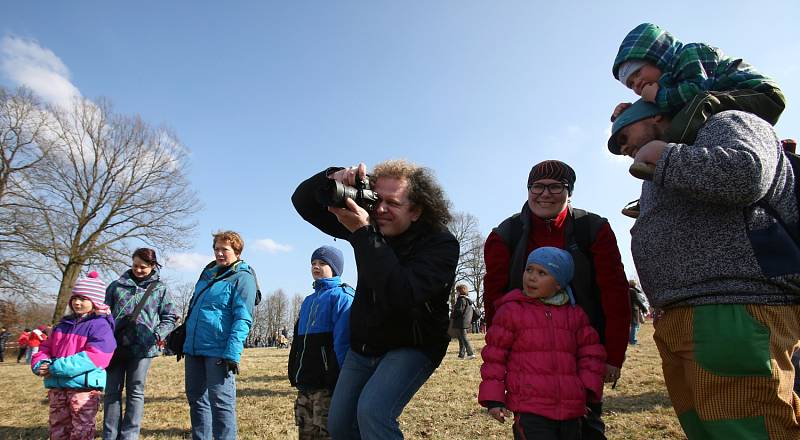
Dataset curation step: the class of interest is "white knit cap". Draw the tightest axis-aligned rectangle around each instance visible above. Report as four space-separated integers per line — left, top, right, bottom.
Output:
618 60 647 87
71 271 108 312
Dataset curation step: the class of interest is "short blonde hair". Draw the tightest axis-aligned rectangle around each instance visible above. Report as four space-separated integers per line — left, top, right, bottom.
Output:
456 284 469 294
212 230 244 256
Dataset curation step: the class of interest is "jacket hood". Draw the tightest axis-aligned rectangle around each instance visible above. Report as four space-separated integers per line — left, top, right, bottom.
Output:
495 288 574 309
206 259 253 278
60 311 116 330
117 268 161 287
495 289 541 308
613 23 681 79
385 220 433 260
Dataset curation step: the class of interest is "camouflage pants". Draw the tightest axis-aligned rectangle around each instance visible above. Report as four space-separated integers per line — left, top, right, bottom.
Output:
48 389 101 440
295 389 332 440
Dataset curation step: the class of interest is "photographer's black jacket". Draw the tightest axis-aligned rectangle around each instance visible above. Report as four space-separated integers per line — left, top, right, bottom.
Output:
292 169 459 367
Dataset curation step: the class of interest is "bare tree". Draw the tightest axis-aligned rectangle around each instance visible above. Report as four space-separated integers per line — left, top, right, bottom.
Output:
462 233 486 310
9 98 200 322
0 87 52 299
289 292 304 336
447 212 486 307
246 296 270 347
172 281 196 321
264 289 289 340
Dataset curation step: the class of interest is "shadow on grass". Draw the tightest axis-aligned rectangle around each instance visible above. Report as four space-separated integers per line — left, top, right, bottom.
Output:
605 390 673 413
140 427 191 437
0 426 49 439
238 374 287 384
145 394 186 403
237 387 294 398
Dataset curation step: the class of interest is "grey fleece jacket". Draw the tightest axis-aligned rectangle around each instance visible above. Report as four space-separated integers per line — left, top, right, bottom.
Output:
631 110 800 309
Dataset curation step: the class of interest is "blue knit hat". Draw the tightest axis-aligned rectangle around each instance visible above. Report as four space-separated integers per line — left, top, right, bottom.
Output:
311 246 344 277
608 99 663 155
526 247 575 304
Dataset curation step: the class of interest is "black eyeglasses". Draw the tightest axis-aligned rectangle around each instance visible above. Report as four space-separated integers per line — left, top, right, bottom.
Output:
528 183 567 195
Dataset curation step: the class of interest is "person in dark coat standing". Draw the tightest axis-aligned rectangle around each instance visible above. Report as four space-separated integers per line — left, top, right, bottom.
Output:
0 327 10 362
451 285 475 359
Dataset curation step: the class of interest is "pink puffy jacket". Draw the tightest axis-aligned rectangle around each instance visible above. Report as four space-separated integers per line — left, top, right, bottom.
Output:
478 289 606 420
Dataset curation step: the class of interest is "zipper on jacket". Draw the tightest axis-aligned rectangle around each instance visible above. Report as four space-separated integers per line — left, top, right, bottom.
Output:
321 346 329 371
545 306 560 406
295 295 320 384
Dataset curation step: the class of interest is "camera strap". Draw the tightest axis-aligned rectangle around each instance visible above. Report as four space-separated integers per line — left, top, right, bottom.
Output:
115 281 158 336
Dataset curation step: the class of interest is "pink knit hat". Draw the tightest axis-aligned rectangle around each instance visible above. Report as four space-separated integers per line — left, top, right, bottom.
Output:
70 271 108 312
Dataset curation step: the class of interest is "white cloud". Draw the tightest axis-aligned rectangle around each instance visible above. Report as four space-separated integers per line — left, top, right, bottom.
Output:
0 35 81 108
252 238 293 253
165 252 212 271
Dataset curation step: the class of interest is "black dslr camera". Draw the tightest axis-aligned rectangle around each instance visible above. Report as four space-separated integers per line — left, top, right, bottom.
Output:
318 175 380 212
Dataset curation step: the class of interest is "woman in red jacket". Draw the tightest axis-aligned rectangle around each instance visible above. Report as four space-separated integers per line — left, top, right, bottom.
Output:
479 247 606 439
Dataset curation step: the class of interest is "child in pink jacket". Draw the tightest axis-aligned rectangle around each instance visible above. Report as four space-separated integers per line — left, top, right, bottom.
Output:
479 247 606 439
32 272 116 440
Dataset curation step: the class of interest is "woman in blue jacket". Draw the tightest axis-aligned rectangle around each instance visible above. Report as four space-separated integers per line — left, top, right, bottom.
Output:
183 230 258 440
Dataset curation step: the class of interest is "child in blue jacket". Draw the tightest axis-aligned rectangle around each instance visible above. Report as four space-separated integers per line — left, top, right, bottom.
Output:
288 246 354 439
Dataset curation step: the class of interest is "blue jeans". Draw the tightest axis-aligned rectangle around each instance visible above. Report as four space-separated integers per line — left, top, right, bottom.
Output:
629 321 641 345
26 346 37 365
103 356 153 440
328 348 435 440
185 355 238 440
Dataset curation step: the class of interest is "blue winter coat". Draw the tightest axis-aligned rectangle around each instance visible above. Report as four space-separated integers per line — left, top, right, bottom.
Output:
288 277 354 390
183 260 258 362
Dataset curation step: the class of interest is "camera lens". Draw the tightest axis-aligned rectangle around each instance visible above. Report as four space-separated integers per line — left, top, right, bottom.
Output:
320 180 358 208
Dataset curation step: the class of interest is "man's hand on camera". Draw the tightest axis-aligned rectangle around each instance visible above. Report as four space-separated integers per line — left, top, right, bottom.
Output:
329 163 367 186
328 197 370 232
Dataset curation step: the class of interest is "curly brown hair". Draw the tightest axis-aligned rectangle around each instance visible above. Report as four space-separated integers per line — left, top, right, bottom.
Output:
372 159 452 231
212 230 244 256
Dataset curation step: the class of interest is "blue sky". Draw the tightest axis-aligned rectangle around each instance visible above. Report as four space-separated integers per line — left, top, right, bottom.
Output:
3 2 799 300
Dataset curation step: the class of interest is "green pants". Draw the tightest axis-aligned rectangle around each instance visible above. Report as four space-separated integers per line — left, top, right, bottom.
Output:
654 304 800 439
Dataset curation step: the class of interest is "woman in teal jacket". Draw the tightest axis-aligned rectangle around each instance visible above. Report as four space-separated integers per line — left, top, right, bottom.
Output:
183 230 258 440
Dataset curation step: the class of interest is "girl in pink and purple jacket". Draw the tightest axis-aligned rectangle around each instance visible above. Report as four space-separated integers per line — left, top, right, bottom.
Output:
32 272 116 440
479 247 606 440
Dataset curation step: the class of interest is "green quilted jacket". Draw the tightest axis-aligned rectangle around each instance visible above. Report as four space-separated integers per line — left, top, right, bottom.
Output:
612 23 782 114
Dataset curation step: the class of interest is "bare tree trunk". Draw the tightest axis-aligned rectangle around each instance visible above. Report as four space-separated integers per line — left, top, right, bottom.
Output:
54 262 83 322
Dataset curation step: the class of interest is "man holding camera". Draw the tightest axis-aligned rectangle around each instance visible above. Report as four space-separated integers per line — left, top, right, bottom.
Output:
482 159 630 440
292 159 459 440
608 100 800 438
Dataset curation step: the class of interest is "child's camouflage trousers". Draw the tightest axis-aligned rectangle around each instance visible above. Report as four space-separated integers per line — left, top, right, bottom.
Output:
48 389 101 440
295 389 332 440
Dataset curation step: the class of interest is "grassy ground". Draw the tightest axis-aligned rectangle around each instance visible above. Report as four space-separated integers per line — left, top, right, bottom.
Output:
0 322 684 439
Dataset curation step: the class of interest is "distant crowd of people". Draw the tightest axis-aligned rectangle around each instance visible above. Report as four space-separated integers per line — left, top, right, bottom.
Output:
3 20 799 440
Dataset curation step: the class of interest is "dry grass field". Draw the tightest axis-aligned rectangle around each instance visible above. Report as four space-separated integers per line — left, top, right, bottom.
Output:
0 322 684 439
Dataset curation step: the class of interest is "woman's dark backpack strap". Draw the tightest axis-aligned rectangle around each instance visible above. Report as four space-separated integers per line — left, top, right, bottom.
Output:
565 207 608 341
493 203 530 292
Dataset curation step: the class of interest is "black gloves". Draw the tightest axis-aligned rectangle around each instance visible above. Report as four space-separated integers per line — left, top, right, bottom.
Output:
217 359 239 375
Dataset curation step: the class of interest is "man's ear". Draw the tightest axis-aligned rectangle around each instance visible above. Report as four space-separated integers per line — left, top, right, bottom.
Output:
410 206 422 222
